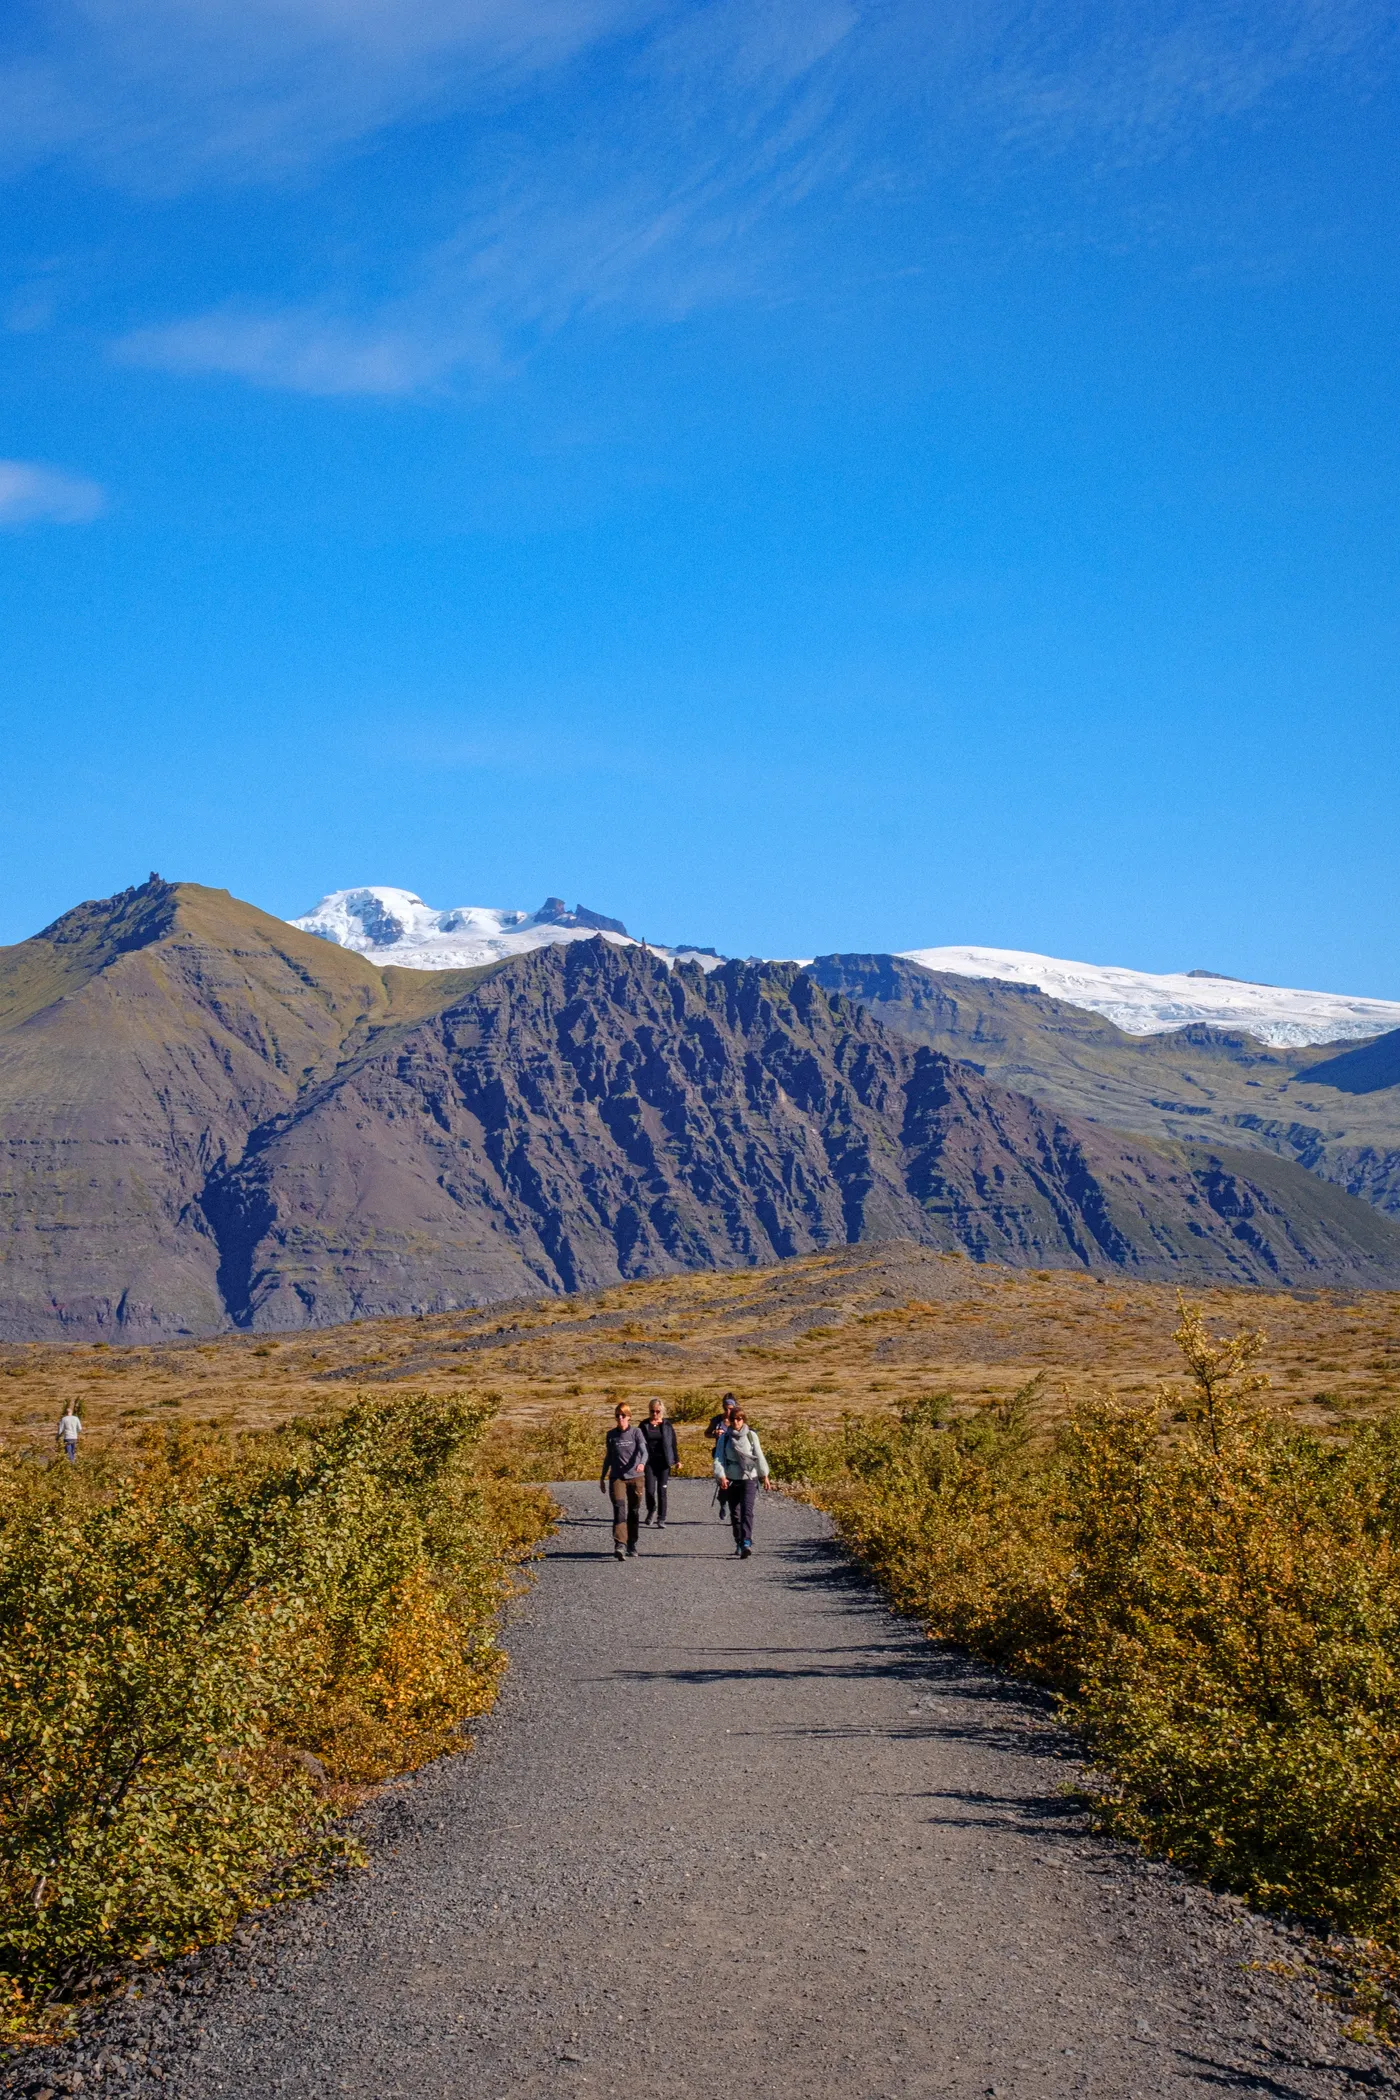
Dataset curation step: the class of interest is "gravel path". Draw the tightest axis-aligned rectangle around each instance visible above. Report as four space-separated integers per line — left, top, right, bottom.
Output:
8 1482 1396 2099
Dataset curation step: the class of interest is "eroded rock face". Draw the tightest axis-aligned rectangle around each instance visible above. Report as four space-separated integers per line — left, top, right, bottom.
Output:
199 939 1400 1331
6 886 1400 1340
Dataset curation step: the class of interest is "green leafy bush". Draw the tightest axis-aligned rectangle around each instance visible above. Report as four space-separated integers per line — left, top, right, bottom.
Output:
797 1315 1400 1943
0 1396 550 2024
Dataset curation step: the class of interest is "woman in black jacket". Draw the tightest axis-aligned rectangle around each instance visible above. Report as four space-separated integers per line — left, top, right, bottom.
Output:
640 1398 679 1528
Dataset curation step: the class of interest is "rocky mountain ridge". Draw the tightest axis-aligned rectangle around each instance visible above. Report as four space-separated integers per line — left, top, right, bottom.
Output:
4 881 1400 1339
292 886 1400 1044
807 955 1400 1221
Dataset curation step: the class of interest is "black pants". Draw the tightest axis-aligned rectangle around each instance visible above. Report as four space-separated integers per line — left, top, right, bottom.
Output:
729 1477 759 1550
609 1477 643 1550
645 1464 670 1522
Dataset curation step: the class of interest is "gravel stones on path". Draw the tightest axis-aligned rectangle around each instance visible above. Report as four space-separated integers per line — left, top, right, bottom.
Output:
7 1482 1395 2099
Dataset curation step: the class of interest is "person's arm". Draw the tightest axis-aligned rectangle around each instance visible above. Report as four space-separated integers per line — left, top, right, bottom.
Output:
600 1430 611 1492
751 1431 772 1485
666 1423 679 1470
713 1430 730 1484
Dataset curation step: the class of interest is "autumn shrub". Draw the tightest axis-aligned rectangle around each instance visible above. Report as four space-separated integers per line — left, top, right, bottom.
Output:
485 1408 608 1481
1066 1316 1400 1938
0 1395 550 2023
666 1390 724 1424
789 1315 1400 1943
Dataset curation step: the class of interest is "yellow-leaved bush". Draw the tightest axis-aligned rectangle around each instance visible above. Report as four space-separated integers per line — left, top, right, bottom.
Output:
769 1309 1400 1943
0 1395 551 2021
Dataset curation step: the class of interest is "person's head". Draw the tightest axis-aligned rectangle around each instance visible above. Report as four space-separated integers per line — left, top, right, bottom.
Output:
648 1399 664 1422
721 1393 737 1416
615 1402 631 1427
731 1409 747 1430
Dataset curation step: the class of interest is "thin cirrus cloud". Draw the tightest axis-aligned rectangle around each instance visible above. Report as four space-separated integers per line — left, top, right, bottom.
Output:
19 0 1400 399
0 0 658 186
114 311 467 397
113 0 863 396
0 459 106 527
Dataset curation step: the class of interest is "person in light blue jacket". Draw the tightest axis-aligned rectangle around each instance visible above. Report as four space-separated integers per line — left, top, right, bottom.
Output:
713 1407 772 1559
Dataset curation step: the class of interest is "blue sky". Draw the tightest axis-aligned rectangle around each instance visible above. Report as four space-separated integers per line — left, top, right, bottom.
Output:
1 0 1397 991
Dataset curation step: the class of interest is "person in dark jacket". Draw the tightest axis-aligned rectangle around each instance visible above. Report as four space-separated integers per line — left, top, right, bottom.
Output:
640 1398 679 1528
600 1402 649 1560
705 1394 738 1521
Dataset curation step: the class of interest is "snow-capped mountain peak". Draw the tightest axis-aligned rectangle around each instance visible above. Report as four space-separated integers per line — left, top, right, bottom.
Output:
897 944 1400 1048
290 892 1399 1048
291 887 721 972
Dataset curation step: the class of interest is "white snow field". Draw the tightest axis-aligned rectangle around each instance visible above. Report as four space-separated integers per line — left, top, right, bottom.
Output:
290 892 1399 1049
898 945 1400 1048
291 888 723 971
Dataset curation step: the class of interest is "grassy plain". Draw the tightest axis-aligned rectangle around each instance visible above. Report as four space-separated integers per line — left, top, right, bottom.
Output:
6 1242 1400 1468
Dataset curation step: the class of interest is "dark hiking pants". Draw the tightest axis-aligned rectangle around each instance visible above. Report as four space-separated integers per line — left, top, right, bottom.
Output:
729 1477 759 1550
610 1476 643 1551
645 1464 671 1523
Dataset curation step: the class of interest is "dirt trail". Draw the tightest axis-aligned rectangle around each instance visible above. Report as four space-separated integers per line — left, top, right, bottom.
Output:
11 1483 1395 2099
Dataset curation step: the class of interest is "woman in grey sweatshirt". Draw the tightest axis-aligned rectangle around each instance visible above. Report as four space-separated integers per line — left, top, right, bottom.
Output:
600 1401 649 1560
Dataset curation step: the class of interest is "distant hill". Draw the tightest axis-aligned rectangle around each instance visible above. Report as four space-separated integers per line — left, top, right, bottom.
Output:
805 955 1400 1218
5 883 1400 1340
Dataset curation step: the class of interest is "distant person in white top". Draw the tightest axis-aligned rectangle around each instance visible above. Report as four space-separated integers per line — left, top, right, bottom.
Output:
57 1409 82 1463
713 1408 772 1559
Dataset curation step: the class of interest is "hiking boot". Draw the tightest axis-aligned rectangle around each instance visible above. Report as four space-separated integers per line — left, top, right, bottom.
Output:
614 1547 625 1561
740 1544 752 1559
626 1544 638 1556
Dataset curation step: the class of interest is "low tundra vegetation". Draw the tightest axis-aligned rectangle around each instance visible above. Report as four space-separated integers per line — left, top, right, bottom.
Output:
767 1307 1400 1948
0 1396 550 2037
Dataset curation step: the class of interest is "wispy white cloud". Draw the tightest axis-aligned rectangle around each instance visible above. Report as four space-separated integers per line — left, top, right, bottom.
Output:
115 308 473 394
111 0 867 392
0 0 654 187
0 459 106 526
10 0 1397 398
971 0 1393 164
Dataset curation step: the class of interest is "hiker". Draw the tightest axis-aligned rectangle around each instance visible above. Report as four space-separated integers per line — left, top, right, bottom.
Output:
56 1407 82 1464
705 1393 738 1521
640 1398 679 1528
713 1406 772 1559
599 1401 649 1561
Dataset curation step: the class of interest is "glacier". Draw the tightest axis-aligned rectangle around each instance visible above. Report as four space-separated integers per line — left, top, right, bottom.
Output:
291 887 723 972
899 944 1400 1048
290 892 1400 1048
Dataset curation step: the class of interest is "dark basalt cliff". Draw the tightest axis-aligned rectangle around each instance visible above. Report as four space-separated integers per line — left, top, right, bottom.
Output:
808 954 1400 1219
4 884 1400 1339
